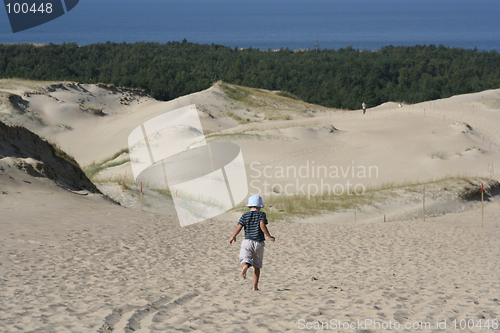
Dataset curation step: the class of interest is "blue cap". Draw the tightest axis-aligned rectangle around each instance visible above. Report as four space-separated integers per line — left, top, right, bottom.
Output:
247 195 264 208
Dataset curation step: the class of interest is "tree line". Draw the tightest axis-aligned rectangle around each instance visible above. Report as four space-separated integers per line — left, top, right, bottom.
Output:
0 41 499 109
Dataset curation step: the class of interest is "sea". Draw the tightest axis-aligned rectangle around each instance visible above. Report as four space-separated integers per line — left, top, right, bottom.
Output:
0 0 499 51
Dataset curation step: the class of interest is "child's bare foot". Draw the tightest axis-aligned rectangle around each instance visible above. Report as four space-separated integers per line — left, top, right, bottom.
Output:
240 266 248 279
253 288 260 291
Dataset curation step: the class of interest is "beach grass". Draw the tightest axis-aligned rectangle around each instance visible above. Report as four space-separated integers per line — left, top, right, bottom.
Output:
206 132 264 142
226 111 252 124
217 81 332 111
47 140 80 168
92 173 135 186
233 175 491 222
431 151 447 159
151 188 172 198
84 148 130 180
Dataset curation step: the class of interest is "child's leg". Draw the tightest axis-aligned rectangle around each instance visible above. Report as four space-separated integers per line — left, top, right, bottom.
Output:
239 239 253 280
253 267 260 291
240 262 250 279
251 241 264 291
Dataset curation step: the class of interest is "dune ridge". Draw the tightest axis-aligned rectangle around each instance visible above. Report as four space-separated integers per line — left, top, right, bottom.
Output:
0 120 98 193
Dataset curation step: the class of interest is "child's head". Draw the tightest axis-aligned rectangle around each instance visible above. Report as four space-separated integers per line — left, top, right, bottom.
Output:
247 195 264 210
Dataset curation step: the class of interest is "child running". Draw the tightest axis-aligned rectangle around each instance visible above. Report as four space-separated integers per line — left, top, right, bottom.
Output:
229 195 275 291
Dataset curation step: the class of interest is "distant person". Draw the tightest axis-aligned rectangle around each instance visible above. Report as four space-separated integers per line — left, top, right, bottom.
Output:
362 101 367 114
229 195 275 291
399 103 402 108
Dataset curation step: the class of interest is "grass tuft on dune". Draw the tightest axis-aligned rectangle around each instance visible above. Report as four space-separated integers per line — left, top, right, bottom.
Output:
84 148 130 180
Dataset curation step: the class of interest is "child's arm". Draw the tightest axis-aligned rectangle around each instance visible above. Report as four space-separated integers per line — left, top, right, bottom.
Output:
260 221 275 242
229 225 243 244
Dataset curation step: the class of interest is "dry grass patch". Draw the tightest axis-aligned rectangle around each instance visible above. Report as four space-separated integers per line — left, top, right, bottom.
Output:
233 175 494 222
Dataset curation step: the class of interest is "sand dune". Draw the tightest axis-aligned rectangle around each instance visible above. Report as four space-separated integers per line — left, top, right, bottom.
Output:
2 195 499 332
1 79 500 332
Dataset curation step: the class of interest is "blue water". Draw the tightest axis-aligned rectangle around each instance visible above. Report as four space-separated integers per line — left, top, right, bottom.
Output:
0 0 498 51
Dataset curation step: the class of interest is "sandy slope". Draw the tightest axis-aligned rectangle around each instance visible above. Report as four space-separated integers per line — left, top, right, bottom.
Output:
1 188 499 332
1 79 500 332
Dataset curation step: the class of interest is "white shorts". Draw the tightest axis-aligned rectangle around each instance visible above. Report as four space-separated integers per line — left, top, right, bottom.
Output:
239 239 265 268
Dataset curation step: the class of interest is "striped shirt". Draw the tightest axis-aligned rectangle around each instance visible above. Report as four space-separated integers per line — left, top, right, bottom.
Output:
238 210 268 242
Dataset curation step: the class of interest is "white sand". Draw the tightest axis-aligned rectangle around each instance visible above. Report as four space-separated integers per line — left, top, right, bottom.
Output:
1 190 499 332
1 80 500 332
